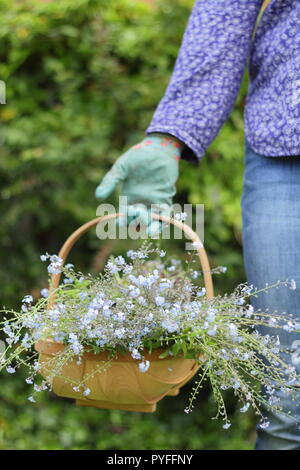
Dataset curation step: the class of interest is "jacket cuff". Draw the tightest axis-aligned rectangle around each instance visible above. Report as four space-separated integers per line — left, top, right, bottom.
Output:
146 125 205 163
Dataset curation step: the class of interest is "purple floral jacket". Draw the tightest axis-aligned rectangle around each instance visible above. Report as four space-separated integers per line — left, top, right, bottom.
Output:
146 0 300 160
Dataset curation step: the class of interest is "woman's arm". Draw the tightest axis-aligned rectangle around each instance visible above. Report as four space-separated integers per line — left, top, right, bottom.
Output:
146 0 264 161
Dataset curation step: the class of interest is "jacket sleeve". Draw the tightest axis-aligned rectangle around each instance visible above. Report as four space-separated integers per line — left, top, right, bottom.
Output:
146 0 263 161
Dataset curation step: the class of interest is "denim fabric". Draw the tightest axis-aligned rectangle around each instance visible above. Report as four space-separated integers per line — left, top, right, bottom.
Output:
242 140 300 450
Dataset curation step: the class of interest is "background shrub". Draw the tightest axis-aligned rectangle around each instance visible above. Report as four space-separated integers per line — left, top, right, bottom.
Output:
0 0 254 449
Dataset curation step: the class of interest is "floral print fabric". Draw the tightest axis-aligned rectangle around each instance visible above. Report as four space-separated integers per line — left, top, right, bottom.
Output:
146 0 300 160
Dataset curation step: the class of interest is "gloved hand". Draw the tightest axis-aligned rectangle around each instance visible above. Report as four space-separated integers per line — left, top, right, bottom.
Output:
95 133 183 236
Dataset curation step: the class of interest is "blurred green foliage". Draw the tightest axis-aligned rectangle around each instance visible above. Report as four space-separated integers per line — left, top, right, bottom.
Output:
0 0 254 450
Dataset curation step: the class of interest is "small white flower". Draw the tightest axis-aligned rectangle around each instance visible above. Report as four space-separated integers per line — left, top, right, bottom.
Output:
28 396 36 403
290 279 297 290
83 388 91 396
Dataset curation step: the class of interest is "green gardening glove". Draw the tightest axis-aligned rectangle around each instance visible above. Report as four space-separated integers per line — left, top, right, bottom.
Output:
95 133 183 236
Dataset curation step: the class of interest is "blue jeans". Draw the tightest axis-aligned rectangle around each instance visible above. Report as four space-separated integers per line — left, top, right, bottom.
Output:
242 140 300 450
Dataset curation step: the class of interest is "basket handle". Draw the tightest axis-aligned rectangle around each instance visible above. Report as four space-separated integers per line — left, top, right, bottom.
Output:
50 213 214 299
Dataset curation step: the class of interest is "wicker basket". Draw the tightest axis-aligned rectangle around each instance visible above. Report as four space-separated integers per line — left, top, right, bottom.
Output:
35 213 214 412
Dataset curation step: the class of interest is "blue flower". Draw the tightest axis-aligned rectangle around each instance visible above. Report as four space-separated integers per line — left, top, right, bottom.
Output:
115 256 125 266
127 250 148 260
259 421 270 429
167 266 176 272
68 333 83 355
123 265 133 274
196 288 206 297
106 261 119 274
21 333 31 349
40 288 49 298
240 403 250 413
161 319 179 333
207 325 217 337
128 286 140 298
223 422 231 430
137 296 147 306
159 280 172 290
79 292 88 301
47 259 63 275
48 308 60 322
114 327 126 339
174 212 187 221
22 295 33 304
130 348 142 360
155 296 165 307
233 381 241 389
228 323 238 337
206 308 216 323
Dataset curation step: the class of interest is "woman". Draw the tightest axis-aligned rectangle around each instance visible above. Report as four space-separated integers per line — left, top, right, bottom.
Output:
96 0 300 449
